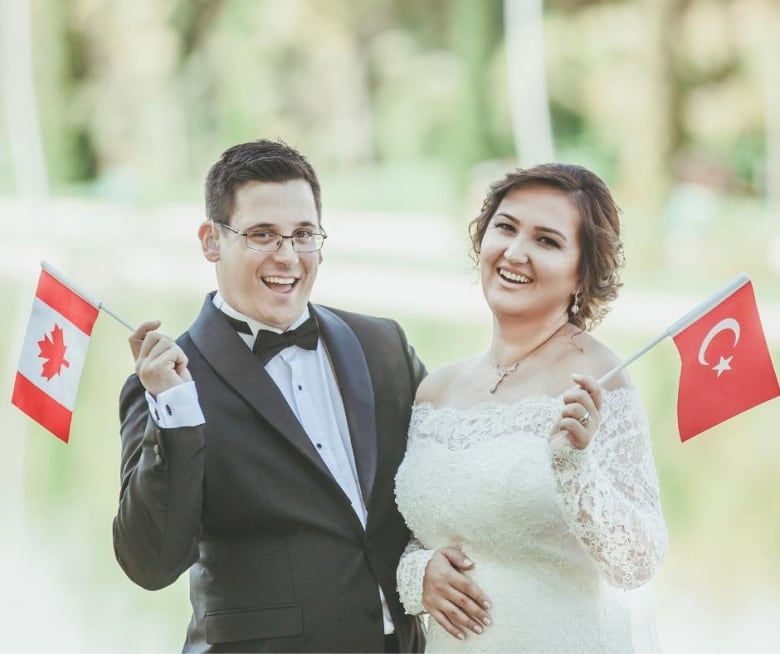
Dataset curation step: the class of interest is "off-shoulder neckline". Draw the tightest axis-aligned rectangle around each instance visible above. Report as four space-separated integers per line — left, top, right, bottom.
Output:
413 386 638 415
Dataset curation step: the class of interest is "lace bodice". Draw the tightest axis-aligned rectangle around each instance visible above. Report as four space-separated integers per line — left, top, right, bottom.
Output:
395 388 667 653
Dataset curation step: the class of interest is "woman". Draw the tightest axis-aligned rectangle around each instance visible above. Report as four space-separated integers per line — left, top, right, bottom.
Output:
395 163 668 652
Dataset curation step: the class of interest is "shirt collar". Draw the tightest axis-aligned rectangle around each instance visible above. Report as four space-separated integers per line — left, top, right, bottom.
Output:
212 291 310 338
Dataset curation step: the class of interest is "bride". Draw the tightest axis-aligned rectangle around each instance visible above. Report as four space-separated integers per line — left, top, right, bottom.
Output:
395 163 668 652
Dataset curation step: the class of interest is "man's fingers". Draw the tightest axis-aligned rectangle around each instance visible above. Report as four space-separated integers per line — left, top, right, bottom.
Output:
129 320 162 360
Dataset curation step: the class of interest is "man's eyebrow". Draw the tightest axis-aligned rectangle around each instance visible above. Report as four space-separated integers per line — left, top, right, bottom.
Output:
246 220 318 230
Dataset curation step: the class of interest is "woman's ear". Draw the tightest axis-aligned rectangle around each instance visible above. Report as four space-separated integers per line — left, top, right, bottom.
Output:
198 221 220 262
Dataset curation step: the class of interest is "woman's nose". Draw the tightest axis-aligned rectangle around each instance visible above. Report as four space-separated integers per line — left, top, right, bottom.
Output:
503 238 529 263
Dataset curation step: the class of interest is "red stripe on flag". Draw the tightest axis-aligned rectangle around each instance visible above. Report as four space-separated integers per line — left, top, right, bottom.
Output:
11 372 73 443
37 270 99 335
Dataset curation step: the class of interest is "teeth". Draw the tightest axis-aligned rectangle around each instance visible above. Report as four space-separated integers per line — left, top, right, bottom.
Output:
264 276 296 285
499 269 531 283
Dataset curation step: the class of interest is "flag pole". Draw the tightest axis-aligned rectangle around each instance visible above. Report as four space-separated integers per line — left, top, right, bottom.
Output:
41 260 136 332
597 273 751 387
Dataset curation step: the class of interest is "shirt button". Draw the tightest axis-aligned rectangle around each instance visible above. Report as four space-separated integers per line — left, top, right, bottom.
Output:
316 443 322 449
297 384 303 391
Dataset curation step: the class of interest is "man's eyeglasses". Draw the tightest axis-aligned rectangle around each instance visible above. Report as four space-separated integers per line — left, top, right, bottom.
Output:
215 221 327 252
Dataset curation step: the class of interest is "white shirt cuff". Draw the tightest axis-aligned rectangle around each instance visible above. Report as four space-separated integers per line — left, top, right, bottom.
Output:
145 381 205 428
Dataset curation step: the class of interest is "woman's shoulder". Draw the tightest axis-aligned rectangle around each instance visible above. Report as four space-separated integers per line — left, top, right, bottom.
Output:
566 330 634 391
415 355 481 404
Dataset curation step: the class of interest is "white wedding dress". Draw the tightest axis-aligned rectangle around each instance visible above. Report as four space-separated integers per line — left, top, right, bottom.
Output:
395 388 667 653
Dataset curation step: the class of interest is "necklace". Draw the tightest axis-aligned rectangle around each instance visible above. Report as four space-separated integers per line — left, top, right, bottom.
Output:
488 322 568 394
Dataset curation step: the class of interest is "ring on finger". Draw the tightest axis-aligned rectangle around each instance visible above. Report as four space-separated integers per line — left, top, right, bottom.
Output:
578 410 591 426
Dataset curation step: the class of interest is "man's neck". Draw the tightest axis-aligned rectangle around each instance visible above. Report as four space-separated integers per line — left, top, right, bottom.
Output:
212 291 309 335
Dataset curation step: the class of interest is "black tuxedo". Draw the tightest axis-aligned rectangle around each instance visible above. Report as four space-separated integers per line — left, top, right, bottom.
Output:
113 295 426 653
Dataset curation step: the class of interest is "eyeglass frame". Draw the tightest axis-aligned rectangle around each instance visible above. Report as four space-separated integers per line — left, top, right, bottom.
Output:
213 220 328 252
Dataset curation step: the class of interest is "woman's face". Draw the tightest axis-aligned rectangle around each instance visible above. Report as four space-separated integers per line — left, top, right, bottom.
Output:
479 184 581 323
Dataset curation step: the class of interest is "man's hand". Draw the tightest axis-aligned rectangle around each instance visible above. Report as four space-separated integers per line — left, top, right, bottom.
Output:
422 547 491 641
130 321 192 396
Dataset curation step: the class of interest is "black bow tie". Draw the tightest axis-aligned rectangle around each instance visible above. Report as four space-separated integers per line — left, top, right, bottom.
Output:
253 316 319 363
221 312 319 364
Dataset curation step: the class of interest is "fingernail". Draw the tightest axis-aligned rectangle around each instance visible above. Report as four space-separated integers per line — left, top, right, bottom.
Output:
483 601 491 609
463 557 474 567
483 617 491 626
473 625 483 634
456 633 465 641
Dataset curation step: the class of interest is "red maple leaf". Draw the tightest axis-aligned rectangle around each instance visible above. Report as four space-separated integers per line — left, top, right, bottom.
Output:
38 323 70 380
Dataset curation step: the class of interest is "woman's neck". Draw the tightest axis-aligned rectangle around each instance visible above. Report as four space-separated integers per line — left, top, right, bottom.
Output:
490 314 571 369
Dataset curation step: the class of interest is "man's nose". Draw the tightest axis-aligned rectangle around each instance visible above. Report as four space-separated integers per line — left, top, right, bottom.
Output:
272 237 299 262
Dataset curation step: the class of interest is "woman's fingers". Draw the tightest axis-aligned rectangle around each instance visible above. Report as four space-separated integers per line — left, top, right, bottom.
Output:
423 548 491 639
554 374 603 449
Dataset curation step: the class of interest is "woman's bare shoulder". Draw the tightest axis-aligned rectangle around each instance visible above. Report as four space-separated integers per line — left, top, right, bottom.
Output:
567 330 634 390
415 355 481 404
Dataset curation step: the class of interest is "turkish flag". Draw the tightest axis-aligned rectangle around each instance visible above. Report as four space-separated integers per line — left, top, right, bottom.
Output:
672 280 780 441
11 267 99 443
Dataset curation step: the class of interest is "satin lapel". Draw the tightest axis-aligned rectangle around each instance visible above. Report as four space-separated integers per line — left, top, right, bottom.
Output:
188 296 334 483
313 305 377 503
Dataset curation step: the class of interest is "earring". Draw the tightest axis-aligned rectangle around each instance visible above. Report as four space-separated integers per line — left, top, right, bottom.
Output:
571 290 581 315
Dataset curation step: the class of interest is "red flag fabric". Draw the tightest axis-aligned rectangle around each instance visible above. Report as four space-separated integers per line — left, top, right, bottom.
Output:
11 268 99 443
672 280 780 441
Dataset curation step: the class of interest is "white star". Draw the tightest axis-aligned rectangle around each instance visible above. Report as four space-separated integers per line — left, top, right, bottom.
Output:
712 356 733 377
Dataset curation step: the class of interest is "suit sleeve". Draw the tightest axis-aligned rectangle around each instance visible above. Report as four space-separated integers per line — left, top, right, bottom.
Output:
112 374 205 590
394 319 427 391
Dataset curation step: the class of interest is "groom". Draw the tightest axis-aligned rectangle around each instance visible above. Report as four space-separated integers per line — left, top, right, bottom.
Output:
112 139 426 652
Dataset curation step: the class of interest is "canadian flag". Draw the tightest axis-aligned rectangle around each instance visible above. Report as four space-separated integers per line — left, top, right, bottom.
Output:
12 266 100 443
671 278 780 441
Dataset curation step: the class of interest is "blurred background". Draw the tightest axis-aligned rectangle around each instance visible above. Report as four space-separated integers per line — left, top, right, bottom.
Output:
1 0 779 651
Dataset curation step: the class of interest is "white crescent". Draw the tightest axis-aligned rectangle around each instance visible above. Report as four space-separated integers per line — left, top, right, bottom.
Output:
698 318 740 365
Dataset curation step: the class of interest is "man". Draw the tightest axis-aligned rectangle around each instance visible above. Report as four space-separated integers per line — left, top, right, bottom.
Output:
113 139 426 653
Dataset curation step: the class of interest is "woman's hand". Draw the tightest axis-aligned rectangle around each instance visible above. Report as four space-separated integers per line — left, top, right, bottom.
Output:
550 373 602 450
422 547 492 641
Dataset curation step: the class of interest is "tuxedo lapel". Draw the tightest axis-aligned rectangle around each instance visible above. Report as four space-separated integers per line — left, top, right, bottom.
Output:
313 305 378 504
188 296 334 483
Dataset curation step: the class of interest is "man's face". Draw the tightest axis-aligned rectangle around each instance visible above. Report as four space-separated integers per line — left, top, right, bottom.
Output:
203 179 322 330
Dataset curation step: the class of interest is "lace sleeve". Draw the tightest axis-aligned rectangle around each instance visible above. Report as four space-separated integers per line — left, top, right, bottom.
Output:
549 388 668 589
396 537 435 616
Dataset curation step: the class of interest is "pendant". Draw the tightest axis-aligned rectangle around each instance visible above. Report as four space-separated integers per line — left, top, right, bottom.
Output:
489 366 517 394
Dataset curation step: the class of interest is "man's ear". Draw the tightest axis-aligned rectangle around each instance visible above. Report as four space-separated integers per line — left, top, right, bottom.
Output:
198 221 220 262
